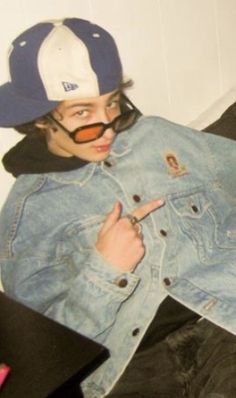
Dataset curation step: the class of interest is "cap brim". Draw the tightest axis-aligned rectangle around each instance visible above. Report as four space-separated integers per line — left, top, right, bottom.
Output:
0 82 60 127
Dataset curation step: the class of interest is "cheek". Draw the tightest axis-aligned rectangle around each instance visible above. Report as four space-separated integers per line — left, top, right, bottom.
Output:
69 141 94 157
54 132 92 155
55 131 85 150
109 108 121 120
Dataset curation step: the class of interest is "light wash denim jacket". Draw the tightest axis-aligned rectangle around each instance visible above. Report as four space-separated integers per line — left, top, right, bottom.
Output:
0 116 236 397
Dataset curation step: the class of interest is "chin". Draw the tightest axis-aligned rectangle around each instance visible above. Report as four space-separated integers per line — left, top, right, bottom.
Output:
77 151 110 163
94 152 110 162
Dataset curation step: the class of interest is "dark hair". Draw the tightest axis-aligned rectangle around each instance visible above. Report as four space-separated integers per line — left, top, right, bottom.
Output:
14 79 134 136
166 154 176 161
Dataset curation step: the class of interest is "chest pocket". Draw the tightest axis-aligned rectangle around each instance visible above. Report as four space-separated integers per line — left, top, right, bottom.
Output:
65 215 105 254
169 190 236 263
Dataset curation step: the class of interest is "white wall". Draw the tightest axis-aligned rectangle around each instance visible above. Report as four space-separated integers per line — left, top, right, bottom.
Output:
1 0 236 210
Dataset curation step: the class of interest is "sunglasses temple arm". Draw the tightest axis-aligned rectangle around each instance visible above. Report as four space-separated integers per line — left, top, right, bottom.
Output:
120 93 142 116
45 114 72 134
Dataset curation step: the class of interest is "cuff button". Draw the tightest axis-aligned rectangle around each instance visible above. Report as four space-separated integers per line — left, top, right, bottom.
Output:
115 278 128 288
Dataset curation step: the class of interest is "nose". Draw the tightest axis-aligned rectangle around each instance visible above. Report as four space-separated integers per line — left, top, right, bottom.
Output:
98 109 115 140
98 108 112 124
103 127 115 141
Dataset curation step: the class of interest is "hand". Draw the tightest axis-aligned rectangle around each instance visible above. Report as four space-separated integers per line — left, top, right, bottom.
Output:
95 199 165 272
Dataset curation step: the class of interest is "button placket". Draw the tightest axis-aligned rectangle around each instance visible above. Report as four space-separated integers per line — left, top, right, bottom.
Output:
132 194 141 203
191 204 199 213
104 160 113 168
160 229 168 237
163 276 176 286
163 277 171 286
113 277 128 288
132 328 140 336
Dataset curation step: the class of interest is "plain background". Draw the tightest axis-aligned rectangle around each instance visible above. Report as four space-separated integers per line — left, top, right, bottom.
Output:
0 0 236 210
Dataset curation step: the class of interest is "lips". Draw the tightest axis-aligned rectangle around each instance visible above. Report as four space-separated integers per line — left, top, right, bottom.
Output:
94 144 111 153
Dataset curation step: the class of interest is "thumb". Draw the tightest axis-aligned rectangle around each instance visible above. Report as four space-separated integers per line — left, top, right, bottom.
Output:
99 201 122 235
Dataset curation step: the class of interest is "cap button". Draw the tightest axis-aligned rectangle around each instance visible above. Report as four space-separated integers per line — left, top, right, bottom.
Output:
53 20 63 26
19 41 27 47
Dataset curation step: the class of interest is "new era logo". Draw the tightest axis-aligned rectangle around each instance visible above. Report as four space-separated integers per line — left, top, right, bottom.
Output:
62 81 79 92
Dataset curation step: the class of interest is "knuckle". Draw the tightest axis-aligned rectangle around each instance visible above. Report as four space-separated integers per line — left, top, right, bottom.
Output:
120 217 129 227
117 219 127 231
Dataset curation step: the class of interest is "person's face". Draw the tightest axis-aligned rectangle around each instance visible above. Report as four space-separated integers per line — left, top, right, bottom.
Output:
45 90 121 162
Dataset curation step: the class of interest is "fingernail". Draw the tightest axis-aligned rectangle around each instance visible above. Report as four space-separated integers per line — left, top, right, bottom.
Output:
116 201 122 211
0 364 10 388
157 198 165 206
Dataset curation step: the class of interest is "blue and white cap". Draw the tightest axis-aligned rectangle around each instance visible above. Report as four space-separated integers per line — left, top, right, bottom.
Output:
0 18 123 127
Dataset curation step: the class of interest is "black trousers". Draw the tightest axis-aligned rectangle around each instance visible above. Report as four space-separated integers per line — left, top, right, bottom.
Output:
107 319 236 398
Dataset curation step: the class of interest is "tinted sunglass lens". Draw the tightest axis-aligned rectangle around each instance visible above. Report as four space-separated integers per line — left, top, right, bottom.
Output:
72 109 140 143
74 125 104 143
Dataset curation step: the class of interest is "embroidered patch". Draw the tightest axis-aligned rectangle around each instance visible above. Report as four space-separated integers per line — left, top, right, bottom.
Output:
62 81 79 91
165 151 188 178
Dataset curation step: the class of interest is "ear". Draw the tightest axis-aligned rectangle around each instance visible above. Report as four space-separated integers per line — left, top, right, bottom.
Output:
35 117 49 130
35 117 58 132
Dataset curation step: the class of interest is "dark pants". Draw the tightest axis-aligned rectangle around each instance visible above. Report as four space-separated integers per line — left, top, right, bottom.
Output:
108 320 236 398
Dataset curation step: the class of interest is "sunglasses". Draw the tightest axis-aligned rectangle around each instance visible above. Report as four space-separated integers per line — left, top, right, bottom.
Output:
47 97 141 144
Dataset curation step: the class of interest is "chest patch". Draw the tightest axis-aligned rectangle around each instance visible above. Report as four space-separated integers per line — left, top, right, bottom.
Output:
165 151 189 178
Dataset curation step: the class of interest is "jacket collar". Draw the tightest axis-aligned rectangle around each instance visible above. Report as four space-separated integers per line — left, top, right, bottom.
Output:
46 132 132 185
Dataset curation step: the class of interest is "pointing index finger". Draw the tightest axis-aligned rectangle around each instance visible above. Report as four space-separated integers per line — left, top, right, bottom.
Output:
132 199 165 222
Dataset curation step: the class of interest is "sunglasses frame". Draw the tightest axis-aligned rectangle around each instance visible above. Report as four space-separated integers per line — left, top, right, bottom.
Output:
47 94 142 144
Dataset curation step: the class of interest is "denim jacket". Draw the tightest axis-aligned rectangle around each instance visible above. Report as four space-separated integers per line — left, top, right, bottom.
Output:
0 116 236 397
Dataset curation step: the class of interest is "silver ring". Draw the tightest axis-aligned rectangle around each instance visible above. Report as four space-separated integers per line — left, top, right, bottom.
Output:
126 214 139 226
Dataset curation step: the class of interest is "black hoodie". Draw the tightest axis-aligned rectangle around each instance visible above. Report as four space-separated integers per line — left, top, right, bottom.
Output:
3 132 88 177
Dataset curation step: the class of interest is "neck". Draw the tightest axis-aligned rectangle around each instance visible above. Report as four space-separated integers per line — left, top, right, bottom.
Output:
47 140 73 158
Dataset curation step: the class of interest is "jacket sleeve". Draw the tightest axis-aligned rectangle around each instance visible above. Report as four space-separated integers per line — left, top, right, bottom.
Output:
205 132 236 202
0 228 140 344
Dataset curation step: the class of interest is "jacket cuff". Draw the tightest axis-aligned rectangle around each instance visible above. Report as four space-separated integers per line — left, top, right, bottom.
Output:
80 248 140 297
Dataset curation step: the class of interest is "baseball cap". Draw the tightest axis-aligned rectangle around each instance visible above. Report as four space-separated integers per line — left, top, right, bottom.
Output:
0 18 123 127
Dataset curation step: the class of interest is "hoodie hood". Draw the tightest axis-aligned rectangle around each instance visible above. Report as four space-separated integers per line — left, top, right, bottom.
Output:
2 132 88 177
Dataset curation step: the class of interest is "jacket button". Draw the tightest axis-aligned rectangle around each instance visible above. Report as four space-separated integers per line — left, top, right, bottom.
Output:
104 160 112 167
132 328 140 336
117 278 128 288
160 229 167 237
163 277 171 286
133 194 141 203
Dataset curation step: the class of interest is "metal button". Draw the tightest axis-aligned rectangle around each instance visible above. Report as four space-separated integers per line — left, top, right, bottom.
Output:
163 277 171 286
133 194 141 203
116 278 128 288
104 160 112 167
160 229 167 237
132 328 140 336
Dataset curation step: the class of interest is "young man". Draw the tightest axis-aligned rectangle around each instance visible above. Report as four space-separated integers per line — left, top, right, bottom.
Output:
0 18 235 398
